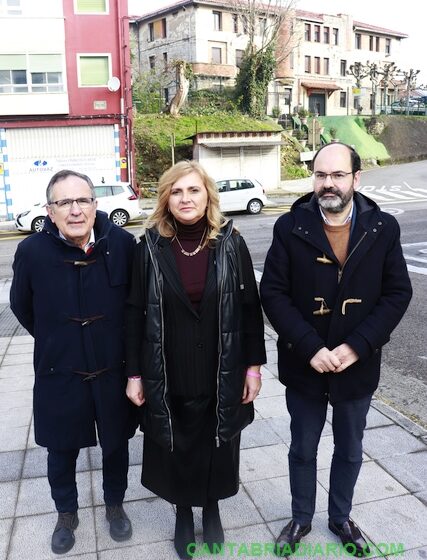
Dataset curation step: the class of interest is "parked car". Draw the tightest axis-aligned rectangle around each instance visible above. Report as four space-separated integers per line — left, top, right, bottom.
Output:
15 182 143 233
215 178 268 214
390 100 426 115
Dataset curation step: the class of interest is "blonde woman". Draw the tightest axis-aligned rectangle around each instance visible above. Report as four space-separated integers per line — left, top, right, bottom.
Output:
126 161 266 559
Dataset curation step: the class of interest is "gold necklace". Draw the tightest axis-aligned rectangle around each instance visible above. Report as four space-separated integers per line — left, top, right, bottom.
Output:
174 228 207 257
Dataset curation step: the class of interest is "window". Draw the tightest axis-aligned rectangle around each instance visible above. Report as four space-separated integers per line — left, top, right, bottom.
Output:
340 59 347 77
0 0 21 15
289 51 294 70
369 35 374 51
333 28 339 45
149 55 155 69
235 49 244 68
314 57 320 74
314 25 320 42
304 56 311 73
148 18 166 41
232 13 238 33
385 38 391 55
355 33 361 49
75 0 107 13
0 69 27 93
353 97 359 110
340 91 346 108
213 11 222 31
376 36 380 51
78 55 109 86
211 47 222 64
0 53 63 93
304 23 311 41
323 57 329 75
31 72 62 92
324 27 329 43
164 87 169 104
259 18 267 36
163 52 168 67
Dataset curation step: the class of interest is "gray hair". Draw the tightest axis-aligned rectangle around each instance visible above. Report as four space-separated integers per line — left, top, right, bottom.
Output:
46 170 96 204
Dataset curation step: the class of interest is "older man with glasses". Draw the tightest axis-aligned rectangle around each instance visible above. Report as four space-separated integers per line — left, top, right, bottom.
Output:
11 169 136 554
261 142 412 557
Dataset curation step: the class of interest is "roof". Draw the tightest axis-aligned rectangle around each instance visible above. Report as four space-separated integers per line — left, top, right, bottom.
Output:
353 20 408 38
301 81 341 91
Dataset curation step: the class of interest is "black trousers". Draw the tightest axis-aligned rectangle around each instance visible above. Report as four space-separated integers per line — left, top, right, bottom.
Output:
47 441 129 513
286 387 372 525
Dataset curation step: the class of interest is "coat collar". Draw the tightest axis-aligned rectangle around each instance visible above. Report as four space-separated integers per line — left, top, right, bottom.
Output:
43 210 113 251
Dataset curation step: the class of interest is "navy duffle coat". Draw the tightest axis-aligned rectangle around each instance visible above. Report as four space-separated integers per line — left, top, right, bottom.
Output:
10 211 136 454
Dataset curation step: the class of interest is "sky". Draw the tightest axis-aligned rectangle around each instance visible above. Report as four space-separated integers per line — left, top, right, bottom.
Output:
128 0 427 86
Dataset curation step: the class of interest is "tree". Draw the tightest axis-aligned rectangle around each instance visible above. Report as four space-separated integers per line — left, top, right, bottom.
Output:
132 69 170 114
166 60 192 117
233 0 296 118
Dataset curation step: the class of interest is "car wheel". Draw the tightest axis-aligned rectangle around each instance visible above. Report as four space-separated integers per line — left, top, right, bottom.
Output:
110 209 129 227
31 216 45 232
247 199 263 214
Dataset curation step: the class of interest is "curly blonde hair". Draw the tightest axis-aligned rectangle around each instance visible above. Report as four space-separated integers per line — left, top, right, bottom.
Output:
145 160 228 242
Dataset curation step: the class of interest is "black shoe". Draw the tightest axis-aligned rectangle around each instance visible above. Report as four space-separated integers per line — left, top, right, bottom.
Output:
106 504 132 542
174 506 195 560
202 500 224 550
329 520 370 557
274 519 311 557
51 512 79 554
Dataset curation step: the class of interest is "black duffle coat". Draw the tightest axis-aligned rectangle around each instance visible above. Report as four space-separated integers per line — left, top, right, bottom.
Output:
260 192 412 403
10 211 136 454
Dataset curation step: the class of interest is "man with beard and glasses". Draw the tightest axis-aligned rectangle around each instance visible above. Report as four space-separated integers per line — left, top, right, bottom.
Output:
260 143 412 557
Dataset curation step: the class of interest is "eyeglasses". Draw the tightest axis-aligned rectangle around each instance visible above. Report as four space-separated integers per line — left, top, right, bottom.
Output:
49 197 95 210
313 171 353 183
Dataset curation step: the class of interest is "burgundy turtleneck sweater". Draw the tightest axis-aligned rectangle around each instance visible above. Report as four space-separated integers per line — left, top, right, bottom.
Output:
171 216 210 310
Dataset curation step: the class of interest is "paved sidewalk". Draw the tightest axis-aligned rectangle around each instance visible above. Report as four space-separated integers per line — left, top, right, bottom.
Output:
0 319 426 560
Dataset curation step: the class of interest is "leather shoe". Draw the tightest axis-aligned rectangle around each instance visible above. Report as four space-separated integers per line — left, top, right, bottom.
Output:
275 519 311 556
329 520 370 556
106 504 132 541
174 506 195 560
203 500 224 549
51 511 79 554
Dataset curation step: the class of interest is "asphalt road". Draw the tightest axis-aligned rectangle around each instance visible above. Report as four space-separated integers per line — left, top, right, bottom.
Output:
1 160 426 426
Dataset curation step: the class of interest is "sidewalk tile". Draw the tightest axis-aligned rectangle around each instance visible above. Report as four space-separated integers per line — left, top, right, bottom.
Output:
260 365 275 379
214 485 265 529
254 395 286 419
94 498 175 549
415 491 427 506
6 343 34 355
8 507 96 559
362 425 426 459
0 480 18 518
395 547 427 559
318 460 409 505
205 524 275 560
258 378 286 399
0 376 33 392
0 390 32 411
16 471 92 516
351 495 427 549
0 425 29 452
365 406 395 429
1 353 33 366
9 335 33 345
0 450 24 481
0 364 34 379
240 443 289 482
244 476 328 522
240 418 283 449
1 406 31 429
378 450 427 493
99 540 177 560
0 518 13 560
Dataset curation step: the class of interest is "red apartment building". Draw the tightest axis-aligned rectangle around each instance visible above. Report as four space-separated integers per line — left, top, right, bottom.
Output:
0 0 133 219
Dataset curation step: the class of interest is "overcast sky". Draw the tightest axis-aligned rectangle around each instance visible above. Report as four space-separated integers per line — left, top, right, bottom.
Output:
129 0 426 87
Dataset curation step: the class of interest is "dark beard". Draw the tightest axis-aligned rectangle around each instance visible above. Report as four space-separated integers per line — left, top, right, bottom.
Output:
316 186 354 213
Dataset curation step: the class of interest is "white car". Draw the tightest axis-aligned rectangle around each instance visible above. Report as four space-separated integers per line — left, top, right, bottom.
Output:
216 178 268 214
15 182 143 232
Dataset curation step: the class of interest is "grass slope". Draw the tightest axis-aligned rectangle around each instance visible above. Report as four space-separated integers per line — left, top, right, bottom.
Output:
317 116 390 161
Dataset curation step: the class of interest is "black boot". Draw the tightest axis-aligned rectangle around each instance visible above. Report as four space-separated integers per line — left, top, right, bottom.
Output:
106 504 132 542
174 506 195 560
202 500 224 551
51 512 79 554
